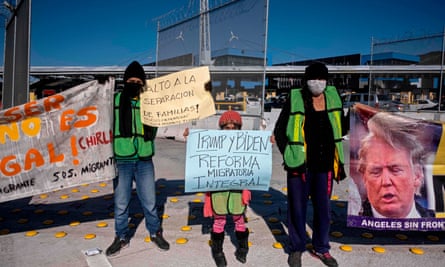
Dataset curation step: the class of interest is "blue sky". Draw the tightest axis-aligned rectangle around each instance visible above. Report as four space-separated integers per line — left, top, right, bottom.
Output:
1 0 444 66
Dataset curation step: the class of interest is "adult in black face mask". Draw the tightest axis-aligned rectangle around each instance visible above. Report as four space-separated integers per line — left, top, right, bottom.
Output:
106 61 170 257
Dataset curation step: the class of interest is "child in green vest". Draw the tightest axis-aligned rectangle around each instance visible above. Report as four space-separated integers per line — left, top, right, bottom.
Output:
183 110 250 267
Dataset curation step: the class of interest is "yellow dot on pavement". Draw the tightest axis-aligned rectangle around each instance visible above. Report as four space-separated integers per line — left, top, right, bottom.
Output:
271 229 283 235
331 195 339 200
248 241 252 247
395 234 408 240
60 194 69 199
69 221 81 227
81 195 90 200
17 218 29 224
43 219 54 225
40 194 48 199
134 213 144 218
58 210 69 215
372 246 385 253
273 242 283 249
176 237 188 244
34 209 45 214
361 232 374 239
71 188 80 193
0 229 10 235
282 187 288 192
170 197 179 203
81 183 89 187
181 225 192 231
335 202 346 208
409 247 424 255
96 222 108 228
192 198 202 203
99 183 107 187
195 192 204 196
25 230 38 237
91 189 99 193
331 231 343 238
340 245 353 252
84 233 96 240
427 235 439 241
268 217 279 223
161 214 170 219
144 236 152 242
55 231 67 238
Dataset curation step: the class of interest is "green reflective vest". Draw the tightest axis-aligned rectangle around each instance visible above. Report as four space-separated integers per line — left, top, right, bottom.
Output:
113 93 155 160
211 191 246 215
284 86 344 181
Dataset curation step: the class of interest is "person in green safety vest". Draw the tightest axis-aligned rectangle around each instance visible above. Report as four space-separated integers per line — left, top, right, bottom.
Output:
273 62 348 267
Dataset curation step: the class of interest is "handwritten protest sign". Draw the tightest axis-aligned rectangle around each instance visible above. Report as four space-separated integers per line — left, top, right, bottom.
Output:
0 79 115 203
347 103 445 231
140 66 216 127
185 129 272 192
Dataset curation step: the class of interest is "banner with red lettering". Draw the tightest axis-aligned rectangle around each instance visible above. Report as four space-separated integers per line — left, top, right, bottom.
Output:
0 78 115 203
347 103 445 231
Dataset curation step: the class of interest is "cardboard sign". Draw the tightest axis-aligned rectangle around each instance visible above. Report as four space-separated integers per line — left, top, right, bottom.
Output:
140 66 216 127
185 129 272 192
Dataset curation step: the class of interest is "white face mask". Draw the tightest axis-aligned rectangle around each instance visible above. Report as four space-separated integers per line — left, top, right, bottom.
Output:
307 80 327 96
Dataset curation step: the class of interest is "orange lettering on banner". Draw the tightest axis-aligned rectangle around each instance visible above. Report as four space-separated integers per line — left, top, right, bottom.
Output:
60 109 75 131
75 106 97 128
0 117 41 144
0 94 65 124
0 123 20 143
21 117 41 137
0 155 21 176
3 107 22 122
60 106 98 131
47 143 64 163
24 148 45 171
24 101 43 116
43 94 65 112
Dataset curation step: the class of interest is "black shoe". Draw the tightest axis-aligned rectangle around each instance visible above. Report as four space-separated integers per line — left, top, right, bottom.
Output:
106 237 129 256
151 231 170 250
287 251 302 267
313 251 338 267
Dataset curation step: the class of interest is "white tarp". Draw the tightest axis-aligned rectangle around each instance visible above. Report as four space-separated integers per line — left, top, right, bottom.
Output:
0 79 116 202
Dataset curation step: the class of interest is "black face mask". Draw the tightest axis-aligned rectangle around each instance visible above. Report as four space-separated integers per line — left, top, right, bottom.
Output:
123 82 143 98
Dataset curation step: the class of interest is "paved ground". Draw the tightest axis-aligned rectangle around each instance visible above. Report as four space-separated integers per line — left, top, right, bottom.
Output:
0 137 444 267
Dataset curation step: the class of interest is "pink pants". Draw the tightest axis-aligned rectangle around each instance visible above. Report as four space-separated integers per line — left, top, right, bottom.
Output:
212 214 246 233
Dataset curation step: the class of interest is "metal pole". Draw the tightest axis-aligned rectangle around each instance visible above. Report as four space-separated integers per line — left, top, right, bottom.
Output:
260 0 269 125
368 36 374 106
438 26 444 112
155 20 159 77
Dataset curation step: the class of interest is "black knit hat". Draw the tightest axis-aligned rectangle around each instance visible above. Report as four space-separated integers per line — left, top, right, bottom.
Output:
305 62 328 80
124 61 146 85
